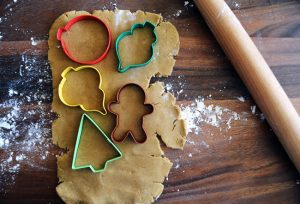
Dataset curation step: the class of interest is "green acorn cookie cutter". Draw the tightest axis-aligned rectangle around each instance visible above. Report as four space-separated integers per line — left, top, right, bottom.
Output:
72 113 123 173
115 21 158 73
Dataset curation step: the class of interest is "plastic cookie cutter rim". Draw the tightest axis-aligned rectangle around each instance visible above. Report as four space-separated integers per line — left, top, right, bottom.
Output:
108 83 154 144
58 65 107 115
72 113 123 173
115 21 158 73
57 14 112 65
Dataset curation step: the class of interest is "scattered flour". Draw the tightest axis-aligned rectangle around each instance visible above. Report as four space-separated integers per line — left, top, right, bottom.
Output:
229 1 241 9
164 79 246 152
164 78 186 98
184 1 194 8
200 140 210 148
180 97 241 135
0 55 54 193
0 0 20 40
234 2 240 9
165 1 196 21
174 10 182 17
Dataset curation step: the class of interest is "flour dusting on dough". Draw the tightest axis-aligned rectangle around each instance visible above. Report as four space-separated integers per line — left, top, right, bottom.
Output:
114 10 136 27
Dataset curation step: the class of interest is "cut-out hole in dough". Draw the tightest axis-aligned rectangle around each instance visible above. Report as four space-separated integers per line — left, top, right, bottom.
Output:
109 84 153 143
61 19 109 62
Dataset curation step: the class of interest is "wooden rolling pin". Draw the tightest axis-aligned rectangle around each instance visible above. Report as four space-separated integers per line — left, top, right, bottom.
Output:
194 0 300 172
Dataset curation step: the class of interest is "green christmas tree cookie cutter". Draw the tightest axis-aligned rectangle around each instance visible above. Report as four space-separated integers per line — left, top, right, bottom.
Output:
72 113 123 173
115 21 158 73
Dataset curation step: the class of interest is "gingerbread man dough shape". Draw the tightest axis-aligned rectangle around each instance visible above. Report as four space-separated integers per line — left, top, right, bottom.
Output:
109 84 153 143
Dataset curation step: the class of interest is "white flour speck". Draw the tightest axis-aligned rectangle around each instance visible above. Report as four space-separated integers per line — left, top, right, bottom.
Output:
235 2 240 9
16 154 26 161
30 37 39 46
237 96 245 102
163 78 186 99
174 10 182 17
165 83 173 92
200 140 210 148
251 105 256 114
8 89 14 96
188 153 192 158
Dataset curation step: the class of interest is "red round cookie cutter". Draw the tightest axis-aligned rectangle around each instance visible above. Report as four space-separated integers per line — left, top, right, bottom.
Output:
57 15 112 65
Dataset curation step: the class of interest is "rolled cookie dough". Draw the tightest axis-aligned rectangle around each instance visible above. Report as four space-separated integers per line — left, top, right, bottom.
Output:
49 9 186 203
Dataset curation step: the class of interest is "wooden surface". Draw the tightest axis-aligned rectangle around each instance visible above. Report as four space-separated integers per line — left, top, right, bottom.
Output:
0 0 300 203
194 0 300 172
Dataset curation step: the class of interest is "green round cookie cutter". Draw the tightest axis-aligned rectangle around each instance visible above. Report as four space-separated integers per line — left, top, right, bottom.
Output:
115 21 158 73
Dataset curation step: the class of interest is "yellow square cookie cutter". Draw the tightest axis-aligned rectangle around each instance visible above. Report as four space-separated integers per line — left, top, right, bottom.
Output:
58 65 107 115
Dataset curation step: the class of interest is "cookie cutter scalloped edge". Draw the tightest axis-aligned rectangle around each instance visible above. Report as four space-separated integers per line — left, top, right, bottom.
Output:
108 83 154 144
72 113 123 173
115 21 158 73
57 14 112 65
58 65 107 115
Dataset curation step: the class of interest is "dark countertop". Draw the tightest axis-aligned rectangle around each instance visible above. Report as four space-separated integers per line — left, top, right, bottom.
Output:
0 0 299 203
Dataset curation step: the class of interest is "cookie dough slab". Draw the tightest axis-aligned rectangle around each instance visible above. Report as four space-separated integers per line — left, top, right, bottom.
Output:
49 9 186 203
